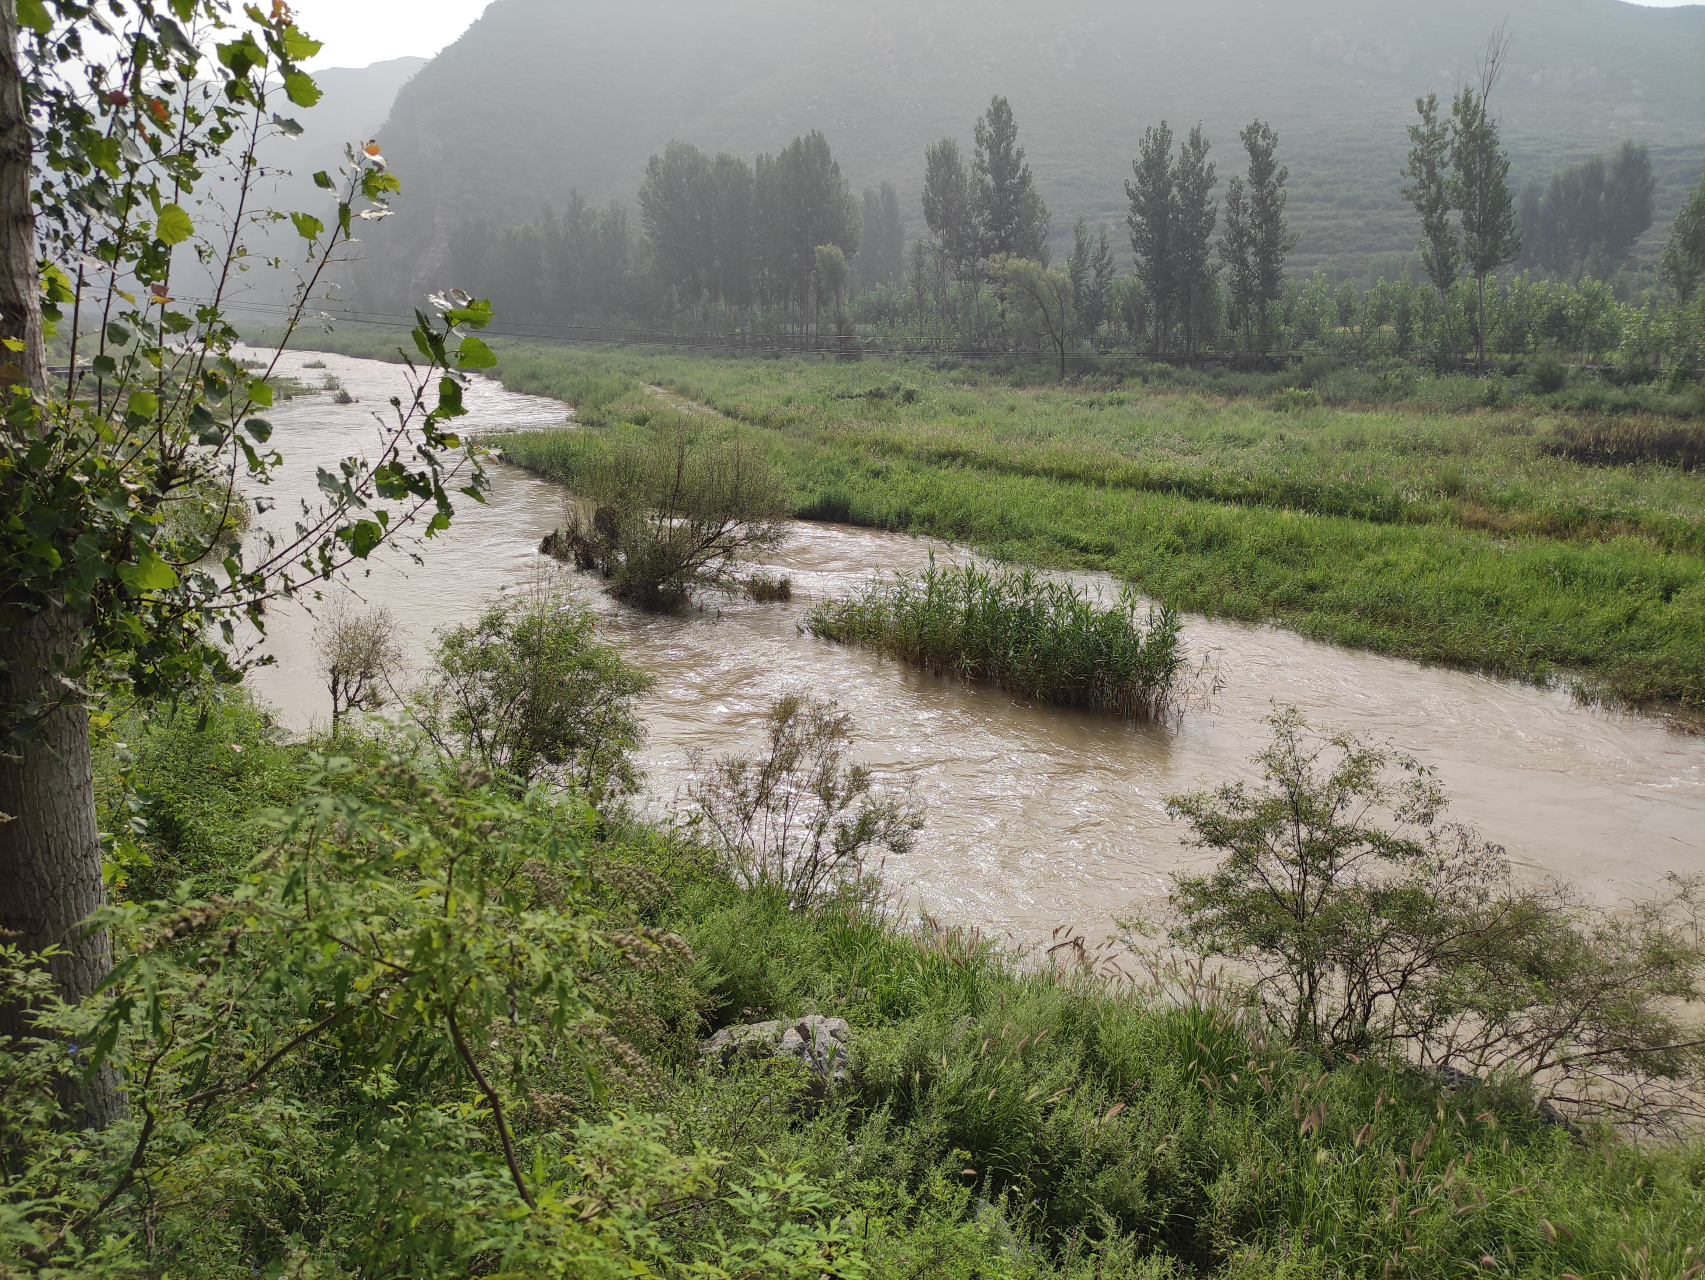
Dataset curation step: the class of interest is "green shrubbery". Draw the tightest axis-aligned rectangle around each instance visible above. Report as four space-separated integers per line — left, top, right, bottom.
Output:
409 571 653 799
7 695 1705 1278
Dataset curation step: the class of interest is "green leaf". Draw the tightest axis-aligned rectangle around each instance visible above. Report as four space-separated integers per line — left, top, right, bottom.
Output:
281 27 323 60
455 337 497 370
156 15 197 57
157 203 194 246
313 170 335 191
247 379 274 408
446 298 494 331
106 322 131 346
245 417 272 443
342 519 384 558
216 34 265 77
91 354 117 376
291 212 324 244
84 136 122 178
118 548 180 593
283 71 322 108
15 0 50 35
189 402 221 445
41 264 76 304
127 390 159 419
361 168 401 200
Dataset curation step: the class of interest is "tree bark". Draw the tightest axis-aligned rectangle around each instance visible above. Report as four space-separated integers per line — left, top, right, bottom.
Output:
0 2 120 1127
1477 274 1488 369
0 605 121 1128
0 0 46 393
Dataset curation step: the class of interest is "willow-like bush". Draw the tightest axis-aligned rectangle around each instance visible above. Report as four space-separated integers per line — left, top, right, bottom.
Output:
808 559 1185 718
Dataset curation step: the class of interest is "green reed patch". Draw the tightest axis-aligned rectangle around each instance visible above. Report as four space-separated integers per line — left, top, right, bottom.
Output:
808 559 1186 719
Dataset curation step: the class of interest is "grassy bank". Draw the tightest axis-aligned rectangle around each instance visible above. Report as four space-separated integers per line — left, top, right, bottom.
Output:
482 345 1705 706
47 694 1704 1279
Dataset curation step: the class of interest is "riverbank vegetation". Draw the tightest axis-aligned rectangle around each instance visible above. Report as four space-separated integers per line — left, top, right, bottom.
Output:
535 424 792 611
9 667 1703 1278
808 561 1186 720
484 345 1705 707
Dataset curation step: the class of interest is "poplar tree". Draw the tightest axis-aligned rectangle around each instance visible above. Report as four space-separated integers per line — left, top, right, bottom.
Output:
755 132 860 320
1401 91 1460 352
1127 121 1175 352
1242 120 1295 351
1220 175 1255 348
922 137 980 281
855 181 906 291
638 140 715 315
973 96 1049 263
1088 227 1117 340
0 0 490 1127
1661 168 1705 303
1067 217 1093 336
710 153 756 312
1173 124 1218 355
1451 33 1520 368
1219 121 1292 351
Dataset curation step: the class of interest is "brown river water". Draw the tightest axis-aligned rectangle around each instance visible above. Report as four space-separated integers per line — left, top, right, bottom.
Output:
240 349 1705 939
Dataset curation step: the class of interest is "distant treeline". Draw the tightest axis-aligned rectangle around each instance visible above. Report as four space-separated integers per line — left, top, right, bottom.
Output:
446 74 1705 374
1518 140 1655 280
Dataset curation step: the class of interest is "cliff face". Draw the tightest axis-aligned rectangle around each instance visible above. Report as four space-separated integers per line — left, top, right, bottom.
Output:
345 0 1705 305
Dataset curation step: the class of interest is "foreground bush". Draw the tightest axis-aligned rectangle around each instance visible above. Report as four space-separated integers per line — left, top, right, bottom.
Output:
808 559 1187 719
2 749 864 1279
1165 708 1705 1134
410 570 654 799
685 690 923 909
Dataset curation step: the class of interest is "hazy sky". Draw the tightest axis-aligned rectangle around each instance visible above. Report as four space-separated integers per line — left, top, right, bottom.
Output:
291 0 1696 69
292 0 494 69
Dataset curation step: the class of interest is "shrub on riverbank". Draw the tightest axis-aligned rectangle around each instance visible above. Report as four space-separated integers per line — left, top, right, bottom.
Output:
532 422 792 611
409 571 655 799
19 693 1701 1279
809 560 1187 719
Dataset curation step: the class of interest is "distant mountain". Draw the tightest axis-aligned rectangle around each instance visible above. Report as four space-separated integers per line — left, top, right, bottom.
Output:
206 57 426 315
349 0 1705 305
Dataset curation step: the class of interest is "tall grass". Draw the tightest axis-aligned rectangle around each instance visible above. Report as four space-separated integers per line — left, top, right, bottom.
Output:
809 559 1186 719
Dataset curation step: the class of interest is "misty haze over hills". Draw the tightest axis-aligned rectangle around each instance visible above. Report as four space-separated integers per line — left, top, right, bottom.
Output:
297 0 1703 307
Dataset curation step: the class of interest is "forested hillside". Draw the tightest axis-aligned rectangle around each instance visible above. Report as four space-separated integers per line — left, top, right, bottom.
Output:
350 0 1705 306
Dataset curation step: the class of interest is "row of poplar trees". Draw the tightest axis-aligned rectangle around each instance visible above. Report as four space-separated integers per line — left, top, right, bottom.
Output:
636 131 862 326
922 97 1298 355
1400 30 1522 366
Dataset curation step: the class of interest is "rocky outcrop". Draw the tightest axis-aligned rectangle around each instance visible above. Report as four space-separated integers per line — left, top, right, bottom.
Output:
701 1015 850 1094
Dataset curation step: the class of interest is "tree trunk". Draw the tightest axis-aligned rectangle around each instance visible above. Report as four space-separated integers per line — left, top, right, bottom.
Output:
0 2 121 1127
1476 274 1488 369
0 0 46 393
0 606 121 1128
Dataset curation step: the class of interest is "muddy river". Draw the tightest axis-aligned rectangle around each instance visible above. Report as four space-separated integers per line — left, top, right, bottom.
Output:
240 348 1705 938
